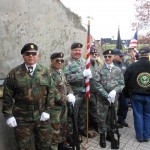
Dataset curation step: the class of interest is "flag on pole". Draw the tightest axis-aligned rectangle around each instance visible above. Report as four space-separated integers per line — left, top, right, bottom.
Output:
129 30 138 52
85 20 91 100
124 40 129 49
116 27 122 50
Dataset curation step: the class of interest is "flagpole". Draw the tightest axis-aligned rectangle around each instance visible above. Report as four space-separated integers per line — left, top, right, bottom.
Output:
86 16 91 143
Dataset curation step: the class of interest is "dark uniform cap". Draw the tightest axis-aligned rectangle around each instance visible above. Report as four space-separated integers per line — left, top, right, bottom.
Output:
103 49 114 55
139 47 150 54
50 52 64 59
114 49 125 56
90 47 98 53
71 43 83 49
21 43 38 54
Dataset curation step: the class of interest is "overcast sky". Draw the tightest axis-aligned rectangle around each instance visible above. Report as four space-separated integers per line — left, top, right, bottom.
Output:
60 0 137 40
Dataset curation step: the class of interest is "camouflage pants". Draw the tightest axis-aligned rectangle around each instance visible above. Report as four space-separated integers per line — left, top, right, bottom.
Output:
89 93 100 128
14 120 51 150
97 98 118 134
51 105 67 150
67 92 87 140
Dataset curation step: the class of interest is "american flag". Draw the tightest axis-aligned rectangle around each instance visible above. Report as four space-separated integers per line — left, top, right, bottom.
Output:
129 30 138 52
85 20 91 100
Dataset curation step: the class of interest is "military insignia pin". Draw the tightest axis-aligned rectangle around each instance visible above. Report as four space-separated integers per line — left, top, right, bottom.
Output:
31 45 34 49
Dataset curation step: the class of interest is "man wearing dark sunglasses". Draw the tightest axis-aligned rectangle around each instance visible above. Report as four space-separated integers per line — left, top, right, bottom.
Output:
88 47 103 132
113 50 125 68
96 49 124 148
50 52 74 150
63 42 93 141
2 43 55 150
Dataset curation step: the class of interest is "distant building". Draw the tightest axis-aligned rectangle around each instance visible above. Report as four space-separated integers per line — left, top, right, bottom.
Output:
96 38 130 46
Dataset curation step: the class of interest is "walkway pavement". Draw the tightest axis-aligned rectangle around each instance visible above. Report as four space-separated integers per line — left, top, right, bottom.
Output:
81 108 150 150
0 101 150 150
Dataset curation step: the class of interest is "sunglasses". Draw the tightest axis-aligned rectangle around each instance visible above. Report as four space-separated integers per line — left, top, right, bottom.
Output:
91 53 98 56
104 55 112 59
24 52 38 56
119 55 124 58
55 59 64 63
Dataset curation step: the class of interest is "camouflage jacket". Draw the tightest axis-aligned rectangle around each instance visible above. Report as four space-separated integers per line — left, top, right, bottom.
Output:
90 60 108 98
122 54 135 74
63 57 86 93
49 66 72 106
96 63 124 94
2 63 55 121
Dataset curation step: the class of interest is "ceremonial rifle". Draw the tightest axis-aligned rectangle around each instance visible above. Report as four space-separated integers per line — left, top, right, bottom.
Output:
110 103 120 149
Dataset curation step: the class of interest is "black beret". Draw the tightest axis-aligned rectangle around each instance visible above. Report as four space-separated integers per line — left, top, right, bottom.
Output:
139 47 150 55
50 52 64 59
71 43 83 49
103 49 114 55
21 43 38 54
90 47 98 53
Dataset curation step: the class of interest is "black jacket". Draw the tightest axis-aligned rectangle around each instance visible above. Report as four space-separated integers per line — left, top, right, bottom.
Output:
123 57 150 96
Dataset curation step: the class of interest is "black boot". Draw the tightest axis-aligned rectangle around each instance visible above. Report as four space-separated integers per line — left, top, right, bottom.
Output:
58 141 73 150
100 133 106 148
106 132 111 141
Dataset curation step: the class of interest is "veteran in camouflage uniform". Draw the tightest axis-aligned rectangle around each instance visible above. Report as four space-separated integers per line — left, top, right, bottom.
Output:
2 43 55 150
96 49 124 148
122 47 135 74
89 47 103 131
49 52 74 150
63 43 93 139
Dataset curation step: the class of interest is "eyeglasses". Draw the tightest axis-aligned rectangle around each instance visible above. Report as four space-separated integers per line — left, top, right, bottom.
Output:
119 55 124 58
24 52 38 56
55 59 64 63
104 55 112 59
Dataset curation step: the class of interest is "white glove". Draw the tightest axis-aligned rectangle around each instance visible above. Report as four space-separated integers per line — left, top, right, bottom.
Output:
83 69 92 78
6 117 17 127
108 90 116 103
107 96 112 104
40 112 50 121
67 93 76 106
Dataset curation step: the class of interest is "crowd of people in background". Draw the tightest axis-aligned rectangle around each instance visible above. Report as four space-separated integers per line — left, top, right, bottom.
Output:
1 42 150 150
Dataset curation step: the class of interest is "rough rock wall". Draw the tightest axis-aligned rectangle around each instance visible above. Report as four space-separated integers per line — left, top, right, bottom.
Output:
0 0 87 149
0 0 87 78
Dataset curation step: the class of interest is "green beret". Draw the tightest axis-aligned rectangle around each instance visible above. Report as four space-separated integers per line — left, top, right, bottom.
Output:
71 43 83 49
103 49 114 55
21 43 38 54
50 52 64 59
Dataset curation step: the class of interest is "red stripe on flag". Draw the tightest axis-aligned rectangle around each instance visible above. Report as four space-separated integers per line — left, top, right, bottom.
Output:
85 20 91 100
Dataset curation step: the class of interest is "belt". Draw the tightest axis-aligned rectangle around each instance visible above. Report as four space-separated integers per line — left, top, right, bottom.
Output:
15 103 41 111
70 82 83 87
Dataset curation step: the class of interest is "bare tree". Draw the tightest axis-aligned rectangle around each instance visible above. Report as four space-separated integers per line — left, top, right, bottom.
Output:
133 0 150 30
138 33 150 46
131 0 150 47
